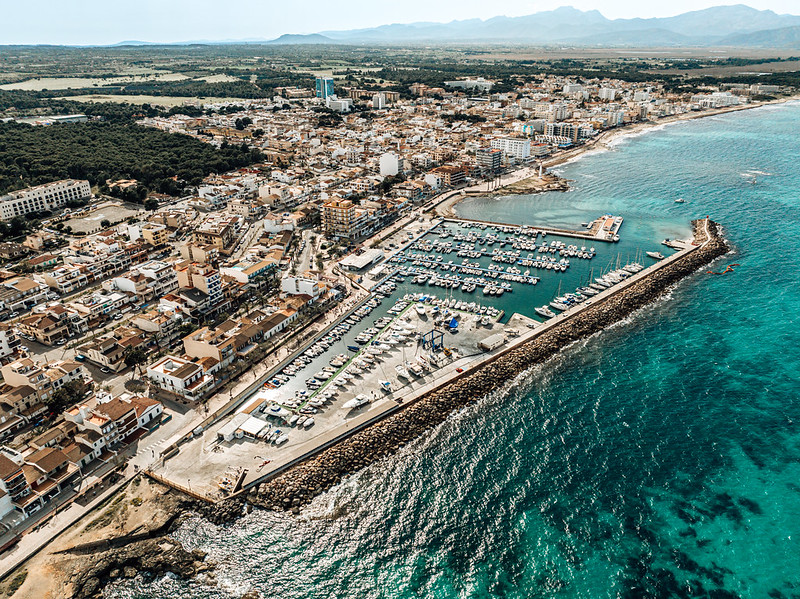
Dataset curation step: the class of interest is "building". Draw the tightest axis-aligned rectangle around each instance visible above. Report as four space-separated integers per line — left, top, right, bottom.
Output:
379 153 400 177
175 262 223 307
444 78 494 92
108 260 178 304
141 223 169 247
43 264 92 295
0 277 49 315
476 148 503 173
316 76 335 99
599 87 617 101
182 325 237 369
17 309 69 346
0 325 21 364
280 274 324 298
429 165 467 187
326 97 353 113
0 180 91 221
80 336 126 372
193 221 234 252
490 137 531 161
147 355 215 401
322 199 356 240
337 248 384 272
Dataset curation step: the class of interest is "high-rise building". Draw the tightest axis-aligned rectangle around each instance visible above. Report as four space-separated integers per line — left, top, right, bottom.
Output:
476 148 502 173
599 87 617 101
490 138 531 161
315 76 335 99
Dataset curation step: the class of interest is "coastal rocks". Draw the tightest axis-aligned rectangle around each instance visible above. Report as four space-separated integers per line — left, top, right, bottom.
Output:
243 221 728 513
72 538 208 599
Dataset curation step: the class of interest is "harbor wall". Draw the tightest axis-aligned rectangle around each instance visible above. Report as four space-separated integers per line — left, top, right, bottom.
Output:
238 220 728 515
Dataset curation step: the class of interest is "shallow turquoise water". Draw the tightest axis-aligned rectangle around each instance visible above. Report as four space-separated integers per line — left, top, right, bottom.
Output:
110 102 800 599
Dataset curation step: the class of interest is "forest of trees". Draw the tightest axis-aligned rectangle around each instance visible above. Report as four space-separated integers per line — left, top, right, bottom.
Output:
0 121 263 196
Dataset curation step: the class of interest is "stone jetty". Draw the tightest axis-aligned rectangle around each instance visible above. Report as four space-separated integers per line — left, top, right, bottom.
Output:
244 220 728 512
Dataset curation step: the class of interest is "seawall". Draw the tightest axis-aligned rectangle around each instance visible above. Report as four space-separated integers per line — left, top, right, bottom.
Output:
237 220 728 515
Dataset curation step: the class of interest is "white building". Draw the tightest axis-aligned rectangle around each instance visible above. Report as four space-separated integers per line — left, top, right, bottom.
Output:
690 92 741 108
372 92 386 110
444 78 494 92
599 87 617 101
281 274 322 298
379 153 400 177
326 97 353 113
0 180 91 220
549 104 570 122
147 355 214 401
490 137 531 161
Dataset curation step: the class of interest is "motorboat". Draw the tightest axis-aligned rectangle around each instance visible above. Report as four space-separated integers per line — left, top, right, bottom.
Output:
343 394 371 410
535 306 556 318
646 251 665 260
550 301 570 311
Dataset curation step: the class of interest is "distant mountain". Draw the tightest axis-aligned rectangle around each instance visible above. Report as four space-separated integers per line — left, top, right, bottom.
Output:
266 33 337 45
719 25 800 47
317 4 800 47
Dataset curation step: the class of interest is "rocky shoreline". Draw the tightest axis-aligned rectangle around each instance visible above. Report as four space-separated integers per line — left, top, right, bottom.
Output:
480 173 570 197
244 220 728 512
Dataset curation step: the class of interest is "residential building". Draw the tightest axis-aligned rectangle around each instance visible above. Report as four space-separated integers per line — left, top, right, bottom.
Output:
141 223 169 247
80 336 126 372
476 148 503 173
147 355 215 401
0 325 22 364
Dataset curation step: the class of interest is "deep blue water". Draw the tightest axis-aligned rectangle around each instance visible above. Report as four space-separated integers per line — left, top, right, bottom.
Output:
109 102 800 599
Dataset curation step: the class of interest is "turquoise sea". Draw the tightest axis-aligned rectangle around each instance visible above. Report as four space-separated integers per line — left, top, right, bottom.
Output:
109 101 800 599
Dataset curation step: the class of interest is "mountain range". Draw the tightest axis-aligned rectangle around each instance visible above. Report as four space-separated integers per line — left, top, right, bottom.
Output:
262 5 800 48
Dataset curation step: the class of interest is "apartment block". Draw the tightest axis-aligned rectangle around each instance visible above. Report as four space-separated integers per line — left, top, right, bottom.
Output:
0 180 91 221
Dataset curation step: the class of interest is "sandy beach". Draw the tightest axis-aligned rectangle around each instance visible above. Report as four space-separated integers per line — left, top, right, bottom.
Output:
435 94 800 219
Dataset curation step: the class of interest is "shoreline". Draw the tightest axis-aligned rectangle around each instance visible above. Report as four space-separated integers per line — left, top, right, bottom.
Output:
435 94 800 219
244 219 729 513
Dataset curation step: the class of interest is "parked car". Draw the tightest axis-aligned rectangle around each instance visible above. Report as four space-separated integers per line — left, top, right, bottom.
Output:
8 312 19 319
100 367 111 374
113 313 124 320
55 339 66 346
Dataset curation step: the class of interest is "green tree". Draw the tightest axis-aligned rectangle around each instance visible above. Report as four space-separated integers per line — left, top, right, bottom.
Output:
144 198 159 211
48 379 91 415
123 347 148 379
100 219 111 228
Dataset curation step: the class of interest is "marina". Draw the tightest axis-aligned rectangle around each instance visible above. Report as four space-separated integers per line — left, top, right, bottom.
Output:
150 213 687 500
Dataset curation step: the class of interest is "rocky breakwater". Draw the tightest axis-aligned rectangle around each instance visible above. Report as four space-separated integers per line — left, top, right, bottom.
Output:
246 220 728 512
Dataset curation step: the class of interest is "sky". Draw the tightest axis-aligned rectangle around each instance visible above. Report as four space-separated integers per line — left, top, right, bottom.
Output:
3 1 799 45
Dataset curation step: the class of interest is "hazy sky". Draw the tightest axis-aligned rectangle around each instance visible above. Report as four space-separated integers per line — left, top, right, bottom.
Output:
4 1 799 45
